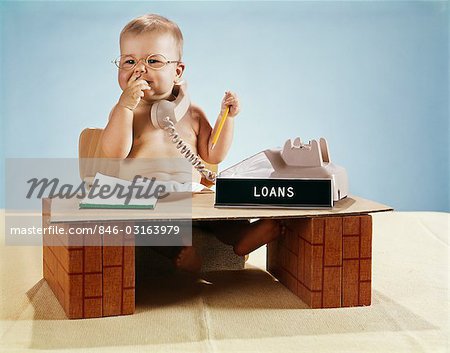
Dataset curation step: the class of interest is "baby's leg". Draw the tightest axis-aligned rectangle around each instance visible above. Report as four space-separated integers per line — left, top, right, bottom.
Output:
232 219 286 256
152 246 202 273
211 219 286 256
175 247 202 273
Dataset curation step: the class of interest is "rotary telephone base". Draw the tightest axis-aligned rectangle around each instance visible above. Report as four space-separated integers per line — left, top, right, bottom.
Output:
215 137 349 209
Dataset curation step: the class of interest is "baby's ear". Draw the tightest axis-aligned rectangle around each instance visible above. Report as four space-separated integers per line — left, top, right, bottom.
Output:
175 62 185 81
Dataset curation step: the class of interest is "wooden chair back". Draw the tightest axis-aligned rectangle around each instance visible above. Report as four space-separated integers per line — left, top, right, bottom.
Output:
78 128 119 183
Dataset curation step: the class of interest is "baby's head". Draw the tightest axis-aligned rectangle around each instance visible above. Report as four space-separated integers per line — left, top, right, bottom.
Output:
116 14 185 101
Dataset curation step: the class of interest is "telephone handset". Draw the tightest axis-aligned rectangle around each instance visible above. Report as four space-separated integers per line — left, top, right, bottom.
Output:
150 83 191 129
149 82 217 183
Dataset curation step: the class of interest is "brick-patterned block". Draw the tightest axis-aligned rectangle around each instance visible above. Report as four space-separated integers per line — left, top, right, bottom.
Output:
43 200 135 319
267 215 373 308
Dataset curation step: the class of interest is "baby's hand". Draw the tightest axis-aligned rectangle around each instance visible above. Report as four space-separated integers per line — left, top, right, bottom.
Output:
221 91 240 117
118 73 151 111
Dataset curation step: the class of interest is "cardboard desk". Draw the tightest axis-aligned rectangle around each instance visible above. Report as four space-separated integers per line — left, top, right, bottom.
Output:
42 194 392 319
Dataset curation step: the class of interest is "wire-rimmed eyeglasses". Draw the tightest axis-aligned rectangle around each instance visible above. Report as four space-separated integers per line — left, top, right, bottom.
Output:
112 53 181 70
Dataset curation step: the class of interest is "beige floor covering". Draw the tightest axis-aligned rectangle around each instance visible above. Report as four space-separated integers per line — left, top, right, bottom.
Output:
1 211 448 353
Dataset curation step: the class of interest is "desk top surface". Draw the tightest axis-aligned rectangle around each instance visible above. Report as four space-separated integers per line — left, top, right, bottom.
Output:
48 193 393 223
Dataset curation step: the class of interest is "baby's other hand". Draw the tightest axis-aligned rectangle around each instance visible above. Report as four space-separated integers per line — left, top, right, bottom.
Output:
118 73 151 111
221 91 240 117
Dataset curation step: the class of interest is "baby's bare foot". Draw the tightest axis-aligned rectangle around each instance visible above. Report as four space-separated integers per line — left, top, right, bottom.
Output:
175 246 202 273
233 219 286 256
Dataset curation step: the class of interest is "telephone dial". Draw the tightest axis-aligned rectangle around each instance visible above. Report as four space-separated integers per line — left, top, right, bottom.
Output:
150 82 217 183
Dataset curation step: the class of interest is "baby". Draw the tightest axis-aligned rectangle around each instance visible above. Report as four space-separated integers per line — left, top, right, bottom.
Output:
102 14 283 271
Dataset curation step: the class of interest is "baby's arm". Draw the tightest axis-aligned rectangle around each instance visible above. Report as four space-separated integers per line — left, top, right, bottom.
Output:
101 73 151 158
196 91 240 164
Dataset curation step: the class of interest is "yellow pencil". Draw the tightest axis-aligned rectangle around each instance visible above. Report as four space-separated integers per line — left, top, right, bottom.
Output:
211 106 230 150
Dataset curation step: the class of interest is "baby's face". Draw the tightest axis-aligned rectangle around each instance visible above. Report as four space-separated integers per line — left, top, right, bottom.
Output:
119 31 184 102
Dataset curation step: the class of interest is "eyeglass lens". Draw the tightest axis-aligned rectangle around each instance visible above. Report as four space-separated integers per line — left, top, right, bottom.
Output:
116 54 168 70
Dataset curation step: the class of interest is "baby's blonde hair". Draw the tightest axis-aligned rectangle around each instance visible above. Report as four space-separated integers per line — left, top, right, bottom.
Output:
120 14 184 59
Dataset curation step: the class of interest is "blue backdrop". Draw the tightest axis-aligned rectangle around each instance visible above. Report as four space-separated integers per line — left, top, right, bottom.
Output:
1 1 448 211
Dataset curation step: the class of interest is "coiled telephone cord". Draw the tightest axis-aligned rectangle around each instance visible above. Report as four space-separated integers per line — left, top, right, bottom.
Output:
162 117 217 183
